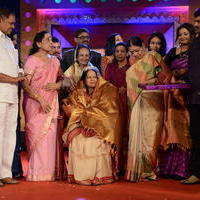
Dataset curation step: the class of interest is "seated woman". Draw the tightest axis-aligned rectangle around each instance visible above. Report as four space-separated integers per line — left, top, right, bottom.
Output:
125 36 171 182
62 67 121 185
63 44 96 92
57 44 96 180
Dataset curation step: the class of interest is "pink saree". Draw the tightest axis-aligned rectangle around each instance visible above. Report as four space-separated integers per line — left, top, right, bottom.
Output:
23 55 60 181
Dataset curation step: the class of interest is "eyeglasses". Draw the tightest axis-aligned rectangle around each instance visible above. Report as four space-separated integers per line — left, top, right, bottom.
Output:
77 36 90 40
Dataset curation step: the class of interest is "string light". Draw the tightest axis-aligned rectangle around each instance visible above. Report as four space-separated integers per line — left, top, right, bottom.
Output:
85 0 92 3
55 0 62 4
70 0 77 3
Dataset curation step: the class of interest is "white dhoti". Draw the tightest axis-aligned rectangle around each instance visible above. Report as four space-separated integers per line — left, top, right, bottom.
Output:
0 102 18 179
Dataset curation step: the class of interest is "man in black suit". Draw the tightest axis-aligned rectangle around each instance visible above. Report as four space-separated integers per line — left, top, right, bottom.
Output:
61 28 101 72
182 8 200 184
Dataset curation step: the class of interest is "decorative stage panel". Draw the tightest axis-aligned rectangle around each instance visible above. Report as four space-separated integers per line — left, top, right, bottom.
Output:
20 0 191 62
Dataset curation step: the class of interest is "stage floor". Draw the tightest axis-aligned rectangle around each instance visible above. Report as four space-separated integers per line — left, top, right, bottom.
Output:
1 178 200 200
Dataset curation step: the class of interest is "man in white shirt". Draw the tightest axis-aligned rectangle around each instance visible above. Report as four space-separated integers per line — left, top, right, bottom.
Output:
0 8 26 186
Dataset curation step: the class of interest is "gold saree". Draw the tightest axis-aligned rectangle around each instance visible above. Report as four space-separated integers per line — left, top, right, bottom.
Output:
62 77 121 183
161 90 191 150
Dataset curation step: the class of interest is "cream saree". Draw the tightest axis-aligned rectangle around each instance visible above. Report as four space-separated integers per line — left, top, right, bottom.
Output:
67 133 114 185
126 90 164 181
126 51 171 182
64 62 94 89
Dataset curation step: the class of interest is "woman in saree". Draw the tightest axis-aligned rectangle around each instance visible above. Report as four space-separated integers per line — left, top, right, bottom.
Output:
101 33 123 77
56 44 96 180
125 36 171 182
23 31 62 181
159 23 196 180
148 32 167 57
62 67 121 185
105 42 130 174
63 44 96 92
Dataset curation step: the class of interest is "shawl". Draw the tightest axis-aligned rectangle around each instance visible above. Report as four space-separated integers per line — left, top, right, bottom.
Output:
62 77 121 149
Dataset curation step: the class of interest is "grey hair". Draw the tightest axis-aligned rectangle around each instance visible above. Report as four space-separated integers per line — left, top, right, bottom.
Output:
83 66 100 77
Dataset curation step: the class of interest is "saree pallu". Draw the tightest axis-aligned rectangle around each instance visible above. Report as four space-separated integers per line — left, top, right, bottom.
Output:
101 55 113 78
159 89 191 179
126 51 171 111
162 53 190 149
125 90 164 182
161 90 191 149
105 62 130 173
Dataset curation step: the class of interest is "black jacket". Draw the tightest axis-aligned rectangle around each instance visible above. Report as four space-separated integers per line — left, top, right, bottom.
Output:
188 36 200 104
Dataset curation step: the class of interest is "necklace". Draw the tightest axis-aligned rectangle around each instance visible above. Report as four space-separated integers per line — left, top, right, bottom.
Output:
179 46 188 59
118 60 127 68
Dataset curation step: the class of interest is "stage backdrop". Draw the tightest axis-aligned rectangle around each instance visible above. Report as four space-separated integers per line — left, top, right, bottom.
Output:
20 0 193 62
52 23 174 54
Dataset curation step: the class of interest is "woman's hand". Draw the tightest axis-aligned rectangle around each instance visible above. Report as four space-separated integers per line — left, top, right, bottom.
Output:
141 78 158 85
15 76 27 83
39 98 52 113
119 87 126 94
44 82 61 91
172 68 188 78
62 100 72 118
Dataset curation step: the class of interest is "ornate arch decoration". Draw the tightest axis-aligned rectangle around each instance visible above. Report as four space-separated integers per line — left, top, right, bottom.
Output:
36 6 188 31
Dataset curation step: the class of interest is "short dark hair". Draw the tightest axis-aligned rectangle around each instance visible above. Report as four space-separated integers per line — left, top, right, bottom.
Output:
114 42 128 53
0 8 14 19
194 8 200 18
113 42 128 63
105 33 121 56
52 36 60 43
148 32 167 57
127 36 143 48
176 23 196 41
74 28 89 38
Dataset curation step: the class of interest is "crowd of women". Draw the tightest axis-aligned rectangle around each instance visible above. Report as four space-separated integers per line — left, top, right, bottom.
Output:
20 8 200 186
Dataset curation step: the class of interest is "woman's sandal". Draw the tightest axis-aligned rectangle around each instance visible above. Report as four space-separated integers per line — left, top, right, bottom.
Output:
181 175 200 184
76 180 92 186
